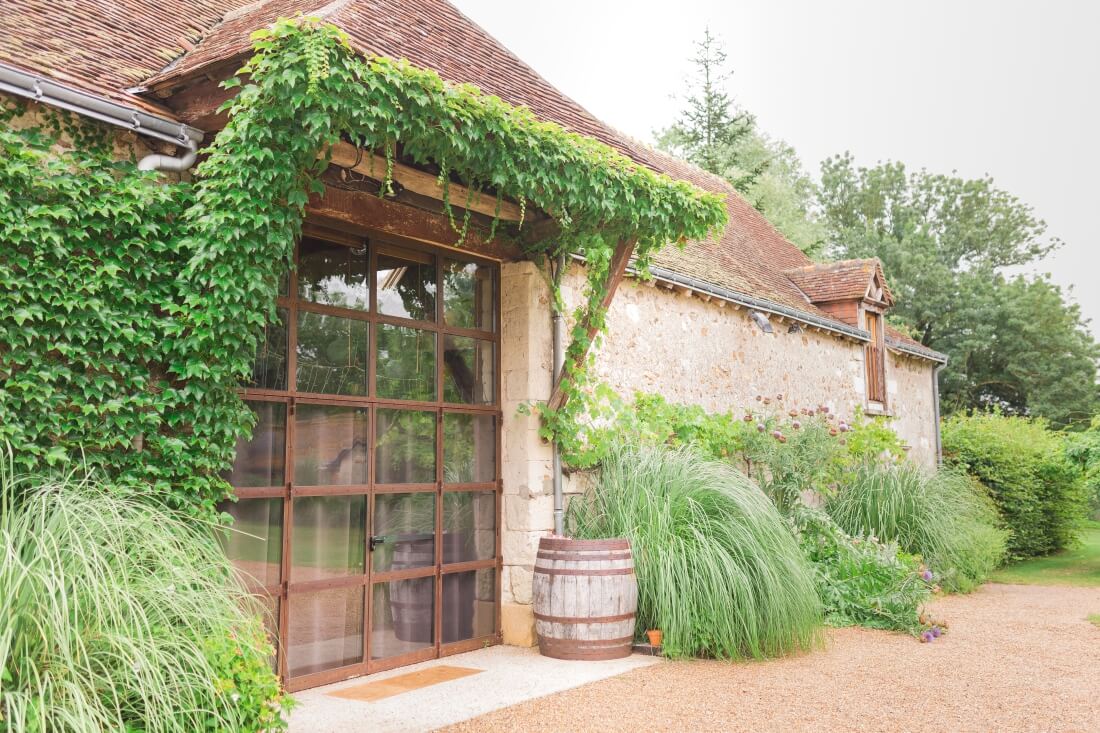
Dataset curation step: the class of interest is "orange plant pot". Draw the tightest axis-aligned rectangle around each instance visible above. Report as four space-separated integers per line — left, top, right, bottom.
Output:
646 629 663 647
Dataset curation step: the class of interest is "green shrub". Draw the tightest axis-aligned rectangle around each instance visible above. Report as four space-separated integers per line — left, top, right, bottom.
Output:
600 392 907 509
1065 417 1100 520
568 443 822 659
826 463 1007 592
0 458 290 732
943 412 1087 560
793 506 935 634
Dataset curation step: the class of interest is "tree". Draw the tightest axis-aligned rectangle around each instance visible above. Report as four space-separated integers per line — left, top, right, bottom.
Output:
656 30 824 254
655 28 762 191
742 134 827 257
819 154 1098 427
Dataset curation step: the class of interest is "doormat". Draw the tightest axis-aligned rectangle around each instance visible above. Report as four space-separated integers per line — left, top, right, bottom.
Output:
327 665 484 702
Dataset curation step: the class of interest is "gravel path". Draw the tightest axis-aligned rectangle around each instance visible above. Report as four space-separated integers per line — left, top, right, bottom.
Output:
444 584 1100 732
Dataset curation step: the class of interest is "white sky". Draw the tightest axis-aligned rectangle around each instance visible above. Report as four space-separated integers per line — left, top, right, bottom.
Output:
452 0 1100 337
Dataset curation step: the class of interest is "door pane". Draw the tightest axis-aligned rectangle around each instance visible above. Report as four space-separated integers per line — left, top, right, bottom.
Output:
442 569 495 643
296 312 369 396
376 324 436 401
371 580 434 659
375 409 436 484
442 335 494 404
372 493 436 573
443 414 496 484
291 495 366 583
377 250 436 322
443 259 495 331
443 491 495 564
287 586 364 677
246 307 288 390
226 401 286 488
256 594 280 672
293 404 369 486
217 498 283 588
298 237 369 311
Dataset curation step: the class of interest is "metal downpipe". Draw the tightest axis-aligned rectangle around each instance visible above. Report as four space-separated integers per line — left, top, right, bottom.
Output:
551 254 566 536
933 362 946 465
138 138 198 172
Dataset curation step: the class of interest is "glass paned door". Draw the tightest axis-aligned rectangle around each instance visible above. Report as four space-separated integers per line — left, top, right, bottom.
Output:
222 230 501 692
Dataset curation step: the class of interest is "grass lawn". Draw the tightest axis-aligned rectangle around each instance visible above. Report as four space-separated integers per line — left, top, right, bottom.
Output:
990 520 1100 587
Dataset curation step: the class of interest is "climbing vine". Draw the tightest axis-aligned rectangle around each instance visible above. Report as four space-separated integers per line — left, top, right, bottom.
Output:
0 17 725 516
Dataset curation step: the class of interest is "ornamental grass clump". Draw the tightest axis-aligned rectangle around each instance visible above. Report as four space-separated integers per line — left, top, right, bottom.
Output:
0 456 290 732
569 443 822 659
826 462 1007 593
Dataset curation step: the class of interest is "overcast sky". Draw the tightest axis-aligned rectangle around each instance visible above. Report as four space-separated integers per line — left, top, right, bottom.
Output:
452 0 1100 337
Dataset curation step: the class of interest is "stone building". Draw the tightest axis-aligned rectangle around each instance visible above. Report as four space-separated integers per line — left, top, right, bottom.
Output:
2 0 945 690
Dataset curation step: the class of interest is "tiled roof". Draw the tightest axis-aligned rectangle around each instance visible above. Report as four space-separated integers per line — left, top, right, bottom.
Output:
0 0 943 363
784 258 894 306
142 0 657 166
636 146 837 318
0 0 247 115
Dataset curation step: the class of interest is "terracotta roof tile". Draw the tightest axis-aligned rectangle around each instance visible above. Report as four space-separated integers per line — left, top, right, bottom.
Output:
0 0 248 114
143 0 658 165
785 258 894 306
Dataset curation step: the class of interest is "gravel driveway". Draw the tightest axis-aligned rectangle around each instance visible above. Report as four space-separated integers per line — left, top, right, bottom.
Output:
444 583 1100 732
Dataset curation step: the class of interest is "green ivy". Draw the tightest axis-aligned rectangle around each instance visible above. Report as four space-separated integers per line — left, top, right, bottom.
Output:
0 17 726 516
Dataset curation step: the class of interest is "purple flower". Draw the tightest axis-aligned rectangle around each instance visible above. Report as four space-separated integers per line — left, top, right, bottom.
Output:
931 626 942 638
920 631 933 643
921 569 934 581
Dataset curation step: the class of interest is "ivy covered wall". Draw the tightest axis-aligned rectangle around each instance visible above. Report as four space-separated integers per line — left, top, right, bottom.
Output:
0 18 725 516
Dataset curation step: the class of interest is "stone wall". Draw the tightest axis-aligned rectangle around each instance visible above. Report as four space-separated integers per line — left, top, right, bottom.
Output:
887 351 940 468
3 96 188 179
563 264 939 464
498 261 555 645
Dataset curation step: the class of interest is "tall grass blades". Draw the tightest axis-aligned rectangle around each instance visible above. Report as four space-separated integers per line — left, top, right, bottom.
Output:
826 463 1007 592
569 443 822 659
0 455 289 732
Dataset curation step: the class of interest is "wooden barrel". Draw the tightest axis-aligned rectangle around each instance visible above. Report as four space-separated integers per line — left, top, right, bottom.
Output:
533 537 638 660
390 534 434 642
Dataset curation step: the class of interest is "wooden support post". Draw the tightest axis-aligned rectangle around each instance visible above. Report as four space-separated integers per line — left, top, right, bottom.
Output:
545 238 637 412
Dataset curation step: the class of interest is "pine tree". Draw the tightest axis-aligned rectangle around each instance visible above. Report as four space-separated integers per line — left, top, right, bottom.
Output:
655 27 765 192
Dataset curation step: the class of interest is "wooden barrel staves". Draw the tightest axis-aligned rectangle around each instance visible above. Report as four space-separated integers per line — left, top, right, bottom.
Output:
533 537 638 660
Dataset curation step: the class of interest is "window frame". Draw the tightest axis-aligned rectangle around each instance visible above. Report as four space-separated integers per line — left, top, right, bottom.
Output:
225 225 503 691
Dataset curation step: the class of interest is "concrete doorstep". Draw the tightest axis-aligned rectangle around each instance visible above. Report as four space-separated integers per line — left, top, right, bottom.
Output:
287 645 660 733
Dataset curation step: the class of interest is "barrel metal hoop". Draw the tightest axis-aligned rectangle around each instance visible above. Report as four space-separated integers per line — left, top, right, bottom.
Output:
534 611 635 624
532 566 635 576
538 538 631 551
535 551 633 561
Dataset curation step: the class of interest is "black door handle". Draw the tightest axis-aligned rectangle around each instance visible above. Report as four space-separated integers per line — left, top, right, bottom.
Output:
369 535 389 551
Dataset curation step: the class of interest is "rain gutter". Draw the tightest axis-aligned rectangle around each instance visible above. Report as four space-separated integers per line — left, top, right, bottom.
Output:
0 63 204 170
642 264 870 342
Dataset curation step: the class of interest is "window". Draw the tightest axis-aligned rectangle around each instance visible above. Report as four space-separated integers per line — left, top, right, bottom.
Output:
864 311 886 404
218 231 501 689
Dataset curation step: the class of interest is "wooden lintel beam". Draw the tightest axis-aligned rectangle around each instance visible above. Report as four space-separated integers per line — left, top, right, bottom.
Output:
546 238 637 413
305 186 523 261
327 142 524 222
